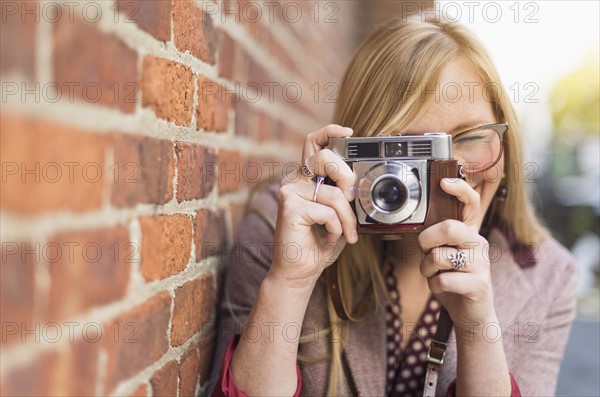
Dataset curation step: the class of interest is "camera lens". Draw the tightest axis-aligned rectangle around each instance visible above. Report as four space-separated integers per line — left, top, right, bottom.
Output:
372 178 407 212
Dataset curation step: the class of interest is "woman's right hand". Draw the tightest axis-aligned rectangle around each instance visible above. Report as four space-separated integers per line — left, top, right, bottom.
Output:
268 124 358 289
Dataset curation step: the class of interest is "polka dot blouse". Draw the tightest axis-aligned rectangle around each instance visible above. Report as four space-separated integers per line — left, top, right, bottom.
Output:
384 261 441 397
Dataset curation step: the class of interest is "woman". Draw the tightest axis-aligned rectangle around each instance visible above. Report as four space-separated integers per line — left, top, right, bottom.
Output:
208 15 577 397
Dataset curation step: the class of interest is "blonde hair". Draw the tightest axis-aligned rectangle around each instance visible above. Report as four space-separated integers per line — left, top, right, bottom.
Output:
297 14 549 395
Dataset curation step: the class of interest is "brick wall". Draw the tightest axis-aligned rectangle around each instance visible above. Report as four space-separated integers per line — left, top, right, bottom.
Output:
0 1 428 396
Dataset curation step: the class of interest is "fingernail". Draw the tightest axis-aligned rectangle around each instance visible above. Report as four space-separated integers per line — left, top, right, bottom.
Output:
344 127 353 133
443 178 459 185
351 230 358 243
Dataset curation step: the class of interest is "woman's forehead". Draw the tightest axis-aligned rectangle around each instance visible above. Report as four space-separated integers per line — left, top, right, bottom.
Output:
403 59 496 135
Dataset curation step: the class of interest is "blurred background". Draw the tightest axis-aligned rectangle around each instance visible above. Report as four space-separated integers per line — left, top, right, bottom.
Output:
1 0 598 396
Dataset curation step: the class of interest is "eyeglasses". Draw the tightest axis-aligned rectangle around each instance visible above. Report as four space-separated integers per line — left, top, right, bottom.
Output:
452 123 508 174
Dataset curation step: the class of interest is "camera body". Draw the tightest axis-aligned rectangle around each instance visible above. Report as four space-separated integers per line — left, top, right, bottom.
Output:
327 133 460 234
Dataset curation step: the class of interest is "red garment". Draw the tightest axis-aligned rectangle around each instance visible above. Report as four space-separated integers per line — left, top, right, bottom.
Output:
210 334 302 397
212 334 521 397
446 374 522 397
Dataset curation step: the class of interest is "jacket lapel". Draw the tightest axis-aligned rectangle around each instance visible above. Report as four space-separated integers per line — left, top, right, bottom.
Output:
488 228 535 329
343 301 387 396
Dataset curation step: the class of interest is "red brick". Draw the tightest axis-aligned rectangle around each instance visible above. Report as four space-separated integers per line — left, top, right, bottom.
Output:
198 332 216 385
179 343 200 397
0 115 107 215
234 100 257 138
174 142 217 201
51 338 99 396
239 0 261 38
104 292 171 393
248 58 270 86
246 155 283 188
117 0 171 42
46 226 131 322
197 76 216 131
150 360 178 397
141 56 194 126
214 84 231 132
257 112 276 142
111 134 175 207
175 333 215 392
0 242 35 346
129 384 148 397
195 209 227 261
217 149 245 194
217 30 235 79
140 214 192 281
0 349 56 397
197 77 230 132
173 0 216 64
280 123 306 147
54 16 137 113
269 34 295 72
0 0 36 79
171 273 214 346
0 339 98 397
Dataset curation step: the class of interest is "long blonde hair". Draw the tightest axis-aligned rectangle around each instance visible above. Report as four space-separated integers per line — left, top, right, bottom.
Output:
296 14 549 396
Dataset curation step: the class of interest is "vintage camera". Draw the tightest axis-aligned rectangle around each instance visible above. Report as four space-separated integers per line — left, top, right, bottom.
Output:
327 133 460 234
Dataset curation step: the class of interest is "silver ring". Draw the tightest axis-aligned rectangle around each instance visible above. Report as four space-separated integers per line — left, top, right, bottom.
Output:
313 176 326 202
447 249 468 270
301 158 317 181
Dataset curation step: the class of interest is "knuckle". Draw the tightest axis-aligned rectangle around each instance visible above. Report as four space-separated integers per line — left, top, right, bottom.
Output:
417 234 427 249
437 273 450 291
419 261 429 277
331 186 345 202
278 184 297 205
325 206 337 220
278 184 291 199
440 219 455 235
347 209 358 228
328 222 342 237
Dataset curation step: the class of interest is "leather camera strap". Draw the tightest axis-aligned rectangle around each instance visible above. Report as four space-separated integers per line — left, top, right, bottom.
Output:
423 306 453 396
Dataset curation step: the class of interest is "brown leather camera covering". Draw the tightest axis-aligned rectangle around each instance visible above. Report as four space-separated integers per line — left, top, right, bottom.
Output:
356 159 460 234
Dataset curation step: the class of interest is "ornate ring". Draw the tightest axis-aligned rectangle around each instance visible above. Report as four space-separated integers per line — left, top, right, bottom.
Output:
313 176 326 202
447 249 468 270
300 157 317 181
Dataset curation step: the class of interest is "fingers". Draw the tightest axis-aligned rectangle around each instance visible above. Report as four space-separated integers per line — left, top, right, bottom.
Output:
297 200 345 245
278 185 345 243
440 178 480 228
305 149 356 201
418 219 484 252
427 270 491 297
293 182 358 244
420 246 470 277
302 124 353 160
279 181 358 244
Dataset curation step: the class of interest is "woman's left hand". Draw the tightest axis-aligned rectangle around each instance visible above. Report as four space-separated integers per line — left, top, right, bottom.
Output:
418 177 497 331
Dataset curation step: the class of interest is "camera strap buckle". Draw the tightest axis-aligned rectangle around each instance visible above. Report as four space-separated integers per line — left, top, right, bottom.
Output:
426 340 447 365
423 307 453 397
